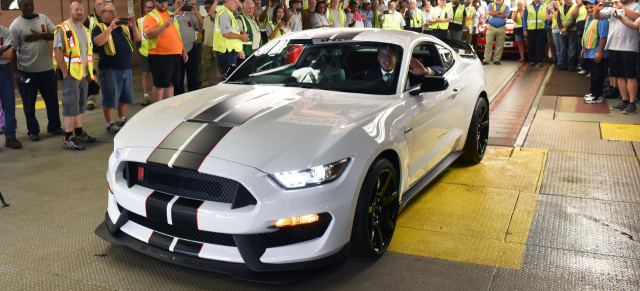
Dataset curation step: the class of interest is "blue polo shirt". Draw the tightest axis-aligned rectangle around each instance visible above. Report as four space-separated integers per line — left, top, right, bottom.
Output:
583 17 609 59
523 2 549 31
91 24 133 70
487 3 510 28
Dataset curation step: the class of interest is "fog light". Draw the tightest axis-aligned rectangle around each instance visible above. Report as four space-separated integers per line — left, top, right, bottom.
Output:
275 214 319 227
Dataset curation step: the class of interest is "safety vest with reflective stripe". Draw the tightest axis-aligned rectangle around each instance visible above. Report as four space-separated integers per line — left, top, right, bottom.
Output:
430 7 450 30
88 14 100 32
409 9 423 27
54 20 94 81
560 4 577 31
146 9 182 50
96 23 133 56
465 6 475 28
374 10 381 28
138 16 149 57
582 18 599 49
267 21 285 40
487 3 507 21
213 6 243 53
381 11 402 29
527 3 547 30
514 11 523 28
327 8 346 27
449 3 465 26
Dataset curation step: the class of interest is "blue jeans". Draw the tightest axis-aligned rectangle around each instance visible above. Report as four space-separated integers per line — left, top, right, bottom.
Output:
0 68 17 139
552 32 563 67
560 30 578 69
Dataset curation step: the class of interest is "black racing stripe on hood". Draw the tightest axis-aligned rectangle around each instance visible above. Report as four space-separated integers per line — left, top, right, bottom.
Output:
147 122 201 165
191 92 272 124
170 124 233 171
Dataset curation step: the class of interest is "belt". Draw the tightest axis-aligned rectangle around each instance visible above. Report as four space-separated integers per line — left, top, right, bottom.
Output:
0 64 11 70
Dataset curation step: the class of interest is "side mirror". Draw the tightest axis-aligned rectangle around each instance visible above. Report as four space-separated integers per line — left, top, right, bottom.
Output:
221 64 237 81
420 76 449 93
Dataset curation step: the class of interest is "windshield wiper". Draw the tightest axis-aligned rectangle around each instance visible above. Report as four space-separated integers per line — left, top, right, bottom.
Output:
226 81 257 85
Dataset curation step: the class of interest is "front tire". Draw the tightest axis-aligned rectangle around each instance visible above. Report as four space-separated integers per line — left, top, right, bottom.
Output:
351 159 399 261
461 97 489 164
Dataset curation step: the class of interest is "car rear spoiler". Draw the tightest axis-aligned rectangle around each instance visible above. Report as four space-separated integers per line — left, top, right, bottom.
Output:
438 38 478 59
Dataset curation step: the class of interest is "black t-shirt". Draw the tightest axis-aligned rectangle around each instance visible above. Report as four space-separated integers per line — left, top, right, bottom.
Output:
91 24 133 70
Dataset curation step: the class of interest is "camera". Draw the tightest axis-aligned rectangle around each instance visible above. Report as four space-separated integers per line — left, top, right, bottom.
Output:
384 9 390 14
116 17 128 25
182 5 192 11
603 1 613 7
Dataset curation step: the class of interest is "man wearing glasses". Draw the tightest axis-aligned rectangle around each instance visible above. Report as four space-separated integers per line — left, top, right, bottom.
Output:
83 0 106 111
53 0 98 150
91 1 142 134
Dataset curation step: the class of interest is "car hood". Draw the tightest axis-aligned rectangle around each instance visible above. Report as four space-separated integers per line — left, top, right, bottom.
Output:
117 84 397 173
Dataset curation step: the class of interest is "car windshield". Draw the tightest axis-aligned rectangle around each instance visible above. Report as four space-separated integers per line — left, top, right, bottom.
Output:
227 39 404 95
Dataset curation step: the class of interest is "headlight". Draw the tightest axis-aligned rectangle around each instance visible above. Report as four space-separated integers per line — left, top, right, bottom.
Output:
271 158 350 189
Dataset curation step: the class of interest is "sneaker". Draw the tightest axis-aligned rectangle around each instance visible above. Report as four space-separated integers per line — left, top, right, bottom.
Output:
47 128 65 136
116 117 127 127
530 62 535 66
585 96 603 104
29 133 40 141
577 66 583 71
493 61 501 65
584 93 594 102
87 103 95 110
610 101 628 111
63 137 85 150
106 123 121 134
482 61 489 65
5 138 22 149
141 97 153 106
623 103 637 114
586 74 591 78
604 88 619 99
535 63 543 67
74 132 98 143
578 70 588 75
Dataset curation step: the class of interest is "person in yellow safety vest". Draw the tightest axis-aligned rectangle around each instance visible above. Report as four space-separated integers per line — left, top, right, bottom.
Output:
422 1 433 34
482 0 509 65
80 0 105 111
138 0 155 105
461 0 476 43
446 0 466 41
327 0 347 27
523 0 548 66
91 2 142 135
407 0 427 33
571 0 589 74
259 0 290 30
579 0 608 104
511 0 526 62
429 0 452 39
143 0 187 102
378 1 404 30
53 0 98 150
266 5 291 40
213 0 249 71
370 0 382 28
556 0 578 71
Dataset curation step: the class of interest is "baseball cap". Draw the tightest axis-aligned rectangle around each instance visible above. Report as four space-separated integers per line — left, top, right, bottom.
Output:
156 0 168 3
585 0 596 4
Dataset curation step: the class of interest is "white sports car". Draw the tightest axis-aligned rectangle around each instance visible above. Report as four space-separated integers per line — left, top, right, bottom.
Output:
96 28 489 279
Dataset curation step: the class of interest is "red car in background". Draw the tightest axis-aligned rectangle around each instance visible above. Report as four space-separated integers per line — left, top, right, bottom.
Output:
475 19 528 58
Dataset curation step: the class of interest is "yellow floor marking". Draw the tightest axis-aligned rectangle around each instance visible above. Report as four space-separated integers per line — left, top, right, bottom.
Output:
389 147 547 269
601 123 640 142
16 101 62 110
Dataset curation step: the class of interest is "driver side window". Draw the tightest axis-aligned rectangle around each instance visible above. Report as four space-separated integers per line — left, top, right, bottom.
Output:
406 43 443 90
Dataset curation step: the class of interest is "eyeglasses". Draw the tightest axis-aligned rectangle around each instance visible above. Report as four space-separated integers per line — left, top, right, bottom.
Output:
71 7 85 12
105 9 117 14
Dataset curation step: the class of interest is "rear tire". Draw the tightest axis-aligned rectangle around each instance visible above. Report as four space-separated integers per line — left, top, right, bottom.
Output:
350 159 399 261
461 97 489 164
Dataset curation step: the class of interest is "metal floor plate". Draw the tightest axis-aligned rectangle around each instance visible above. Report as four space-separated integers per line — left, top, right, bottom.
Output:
528 119 602 139
540 152 640 203
524 135 635 156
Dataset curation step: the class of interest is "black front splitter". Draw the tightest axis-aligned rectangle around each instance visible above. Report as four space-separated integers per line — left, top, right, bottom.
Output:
95 217 350 284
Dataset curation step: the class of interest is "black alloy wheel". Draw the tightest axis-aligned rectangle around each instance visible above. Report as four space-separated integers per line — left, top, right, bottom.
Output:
461 97 489 164
351 159 399 261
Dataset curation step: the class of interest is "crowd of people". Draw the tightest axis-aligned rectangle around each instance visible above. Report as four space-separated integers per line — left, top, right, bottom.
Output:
0 0 639 151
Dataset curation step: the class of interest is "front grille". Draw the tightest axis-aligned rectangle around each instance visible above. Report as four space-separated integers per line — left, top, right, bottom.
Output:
124 162 257 206
129 211 237 246
258 213 332 248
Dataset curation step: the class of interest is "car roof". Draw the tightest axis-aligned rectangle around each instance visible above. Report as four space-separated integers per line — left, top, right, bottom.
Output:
277 28 444 49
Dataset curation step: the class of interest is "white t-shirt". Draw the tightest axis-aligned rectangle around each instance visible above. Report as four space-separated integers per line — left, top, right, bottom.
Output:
600 4 640 52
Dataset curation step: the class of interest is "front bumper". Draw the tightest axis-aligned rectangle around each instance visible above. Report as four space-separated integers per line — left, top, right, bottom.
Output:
95 214 349 282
